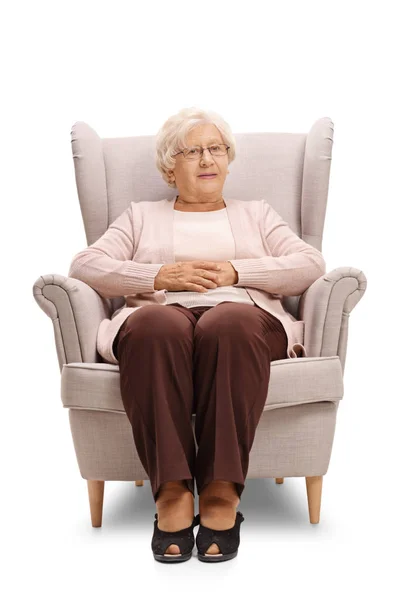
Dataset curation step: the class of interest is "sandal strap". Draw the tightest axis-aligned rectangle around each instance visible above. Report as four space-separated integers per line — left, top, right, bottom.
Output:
152 514 199 556
196 511 244 556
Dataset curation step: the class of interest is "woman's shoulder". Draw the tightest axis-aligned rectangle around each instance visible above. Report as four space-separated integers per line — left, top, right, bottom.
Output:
130 197 171 211
128 197 171 220
228 197 267 219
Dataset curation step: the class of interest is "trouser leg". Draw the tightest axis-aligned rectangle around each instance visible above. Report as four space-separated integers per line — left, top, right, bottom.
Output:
114 304 198 503
191 301 288 500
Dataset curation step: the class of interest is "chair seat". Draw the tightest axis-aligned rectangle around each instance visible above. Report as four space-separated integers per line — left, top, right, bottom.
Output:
61 355 344 414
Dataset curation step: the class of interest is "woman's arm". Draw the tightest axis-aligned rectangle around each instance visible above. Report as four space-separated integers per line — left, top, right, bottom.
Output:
68 205 164 298
228 200 326 296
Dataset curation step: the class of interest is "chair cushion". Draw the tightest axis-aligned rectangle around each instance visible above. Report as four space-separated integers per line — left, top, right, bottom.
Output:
61 355 343 414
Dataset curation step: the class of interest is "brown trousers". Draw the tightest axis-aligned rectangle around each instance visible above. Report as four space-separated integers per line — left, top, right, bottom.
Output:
113 301 288 503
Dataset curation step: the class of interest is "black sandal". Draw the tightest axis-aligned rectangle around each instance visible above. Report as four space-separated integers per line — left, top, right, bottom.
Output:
195 511 245 562
151 513 201 563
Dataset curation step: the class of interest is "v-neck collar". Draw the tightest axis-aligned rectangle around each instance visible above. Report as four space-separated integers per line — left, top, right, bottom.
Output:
158 195 248 264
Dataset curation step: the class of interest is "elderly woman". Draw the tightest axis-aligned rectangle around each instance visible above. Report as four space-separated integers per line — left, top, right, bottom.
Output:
68 107 326 563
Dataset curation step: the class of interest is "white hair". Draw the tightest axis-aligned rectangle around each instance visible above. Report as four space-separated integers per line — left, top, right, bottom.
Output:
155 106 236 188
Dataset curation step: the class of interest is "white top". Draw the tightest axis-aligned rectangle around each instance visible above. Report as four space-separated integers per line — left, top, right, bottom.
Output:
165 208 254 308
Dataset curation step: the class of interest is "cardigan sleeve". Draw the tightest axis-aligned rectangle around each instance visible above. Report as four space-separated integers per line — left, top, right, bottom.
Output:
68 205 164 298
228 200 326 296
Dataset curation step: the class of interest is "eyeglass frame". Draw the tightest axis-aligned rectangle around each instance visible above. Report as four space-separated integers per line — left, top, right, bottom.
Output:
172 144 230 160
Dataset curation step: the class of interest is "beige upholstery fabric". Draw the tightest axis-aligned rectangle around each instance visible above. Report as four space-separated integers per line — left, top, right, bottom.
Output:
69 402 338 483
61 356 343 413
299 266 367 370
32 117 367 488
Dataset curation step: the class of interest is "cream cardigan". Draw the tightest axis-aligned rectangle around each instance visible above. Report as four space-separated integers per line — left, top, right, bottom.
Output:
68 196 326 364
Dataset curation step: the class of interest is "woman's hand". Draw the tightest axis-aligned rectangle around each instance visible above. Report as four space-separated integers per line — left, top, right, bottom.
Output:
213 261 239 286
154 260 238 292
154 260 222 293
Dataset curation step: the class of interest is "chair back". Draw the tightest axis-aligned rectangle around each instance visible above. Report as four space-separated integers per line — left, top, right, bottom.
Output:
70 117 334 317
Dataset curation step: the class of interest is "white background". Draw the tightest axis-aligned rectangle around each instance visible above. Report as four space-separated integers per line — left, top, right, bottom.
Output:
2 0 398 597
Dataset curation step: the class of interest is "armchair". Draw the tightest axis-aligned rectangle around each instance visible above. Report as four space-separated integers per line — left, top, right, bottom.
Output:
32 117 367 527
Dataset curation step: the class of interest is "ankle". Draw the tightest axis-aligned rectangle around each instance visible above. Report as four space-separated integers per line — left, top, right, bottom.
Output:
155 485 195 531
156 483 193 507
157 480 187 497
200 480 239 504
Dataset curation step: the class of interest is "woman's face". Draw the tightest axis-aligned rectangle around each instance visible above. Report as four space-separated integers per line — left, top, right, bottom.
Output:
168 123 229 200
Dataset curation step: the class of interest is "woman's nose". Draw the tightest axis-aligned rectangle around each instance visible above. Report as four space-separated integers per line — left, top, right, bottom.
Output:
200 149 215 164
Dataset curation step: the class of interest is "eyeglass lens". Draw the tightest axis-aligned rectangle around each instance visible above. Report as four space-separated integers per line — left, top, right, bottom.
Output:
183 145 228 159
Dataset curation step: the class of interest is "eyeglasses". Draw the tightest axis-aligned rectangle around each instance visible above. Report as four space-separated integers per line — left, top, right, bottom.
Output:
173 144 230 160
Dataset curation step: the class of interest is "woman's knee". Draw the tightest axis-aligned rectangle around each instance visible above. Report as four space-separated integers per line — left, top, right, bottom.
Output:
120 305 192 341
195 303 258 338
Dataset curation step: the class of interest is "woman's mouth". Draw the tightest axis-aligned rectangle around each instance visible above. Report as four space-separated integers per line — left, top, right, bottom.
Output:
198 174 217 179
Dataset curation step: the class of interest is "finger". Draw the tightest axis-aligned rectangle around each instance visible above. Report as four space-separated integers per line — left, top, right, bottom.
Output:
198 269 219 282
195 261 221 270
193 276 217 289
188 283 208 293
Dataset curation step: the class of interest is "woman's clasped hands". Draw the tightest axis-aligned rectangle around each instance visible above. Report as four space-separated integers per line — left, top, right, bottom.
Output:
154 260 238 293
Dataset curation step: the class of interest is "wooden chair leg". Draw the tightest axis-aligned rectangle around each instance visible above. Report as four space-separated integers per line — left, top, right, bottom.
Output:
135 480 144 486
305 476 323 524
275 478 284 484
87 480 104 527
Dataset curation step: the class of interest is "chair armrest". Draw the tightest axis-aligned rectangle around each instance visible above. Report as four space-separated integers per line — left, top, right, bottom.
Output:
32 274 111 372
298 266 367 370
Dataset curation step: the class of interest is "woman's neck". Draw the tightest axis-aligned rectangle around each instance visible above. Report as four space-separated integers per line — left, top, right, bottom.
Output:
174 195 226 212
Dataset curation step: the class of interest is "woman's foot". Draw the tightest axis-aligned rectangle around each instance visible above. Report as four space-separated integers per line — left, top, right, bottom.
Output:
155 480 195 555
199 480 240 555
